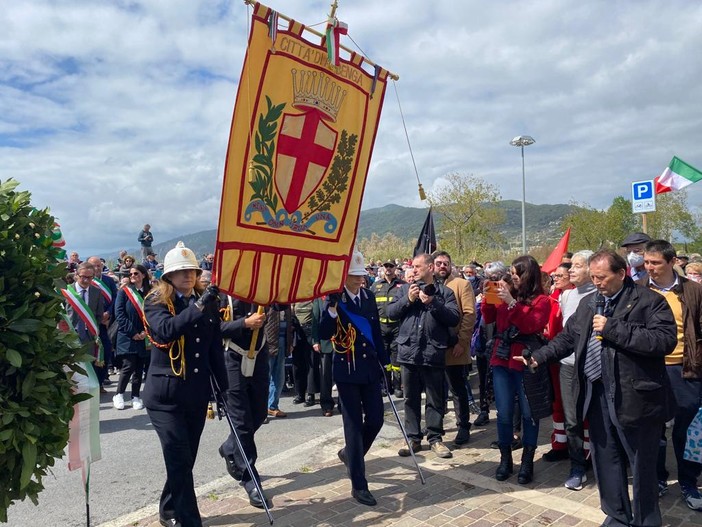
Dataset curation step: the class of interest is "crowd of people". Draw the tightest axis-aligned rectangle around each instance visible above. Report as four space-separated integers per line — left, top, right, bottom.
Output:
58 228 702 527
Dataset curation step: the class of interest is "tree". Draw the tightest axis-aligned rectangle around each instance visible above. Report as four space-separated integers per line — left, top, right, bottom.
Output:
646 190 699 242
357 232 414 262
0 179 90 522
427 173 504 262
560 202 610 251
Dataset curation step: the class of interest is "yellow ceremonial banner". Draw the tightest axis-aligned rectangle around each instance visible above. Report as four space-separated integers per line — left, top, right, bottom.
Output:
215 2 389 305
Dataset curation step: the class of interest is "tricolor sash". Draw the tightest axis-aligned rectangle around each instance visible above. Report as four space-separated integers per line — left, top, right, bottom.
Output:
92 277 113 304
123 286 150 346
62 285 104 364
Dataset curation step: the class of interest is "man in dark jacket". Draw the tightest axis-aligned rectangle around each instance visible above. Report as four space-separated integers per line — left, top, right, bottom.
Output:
528 249 677 527
319 251 389 507
387 253 460 459
642 239 702 511
372 260 406 396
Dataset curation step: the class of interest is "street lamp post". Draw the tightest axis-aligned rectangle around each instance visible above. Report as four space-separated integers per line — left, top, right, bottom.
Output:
510 135 535 254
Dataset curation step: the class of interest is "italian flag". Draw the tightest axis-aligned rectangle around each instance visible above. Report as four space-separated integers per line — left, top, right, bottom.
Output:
655 156 702 194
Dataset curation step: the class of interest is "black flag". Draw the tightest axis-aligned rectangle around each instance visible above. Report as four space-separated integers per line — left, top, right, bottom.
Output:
413 208 437 256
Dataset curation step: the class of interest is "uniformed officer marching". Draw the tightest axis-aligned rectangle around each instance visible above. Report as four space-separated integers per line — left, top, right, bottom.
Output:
372 260 406 396
319 251 389 506
143 242 226 527
217 295 271 509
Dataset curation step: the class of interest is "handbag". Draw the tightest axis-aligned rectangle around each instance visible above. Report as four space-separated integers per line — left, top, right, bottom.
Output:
522 363 553 421
684 406 702 463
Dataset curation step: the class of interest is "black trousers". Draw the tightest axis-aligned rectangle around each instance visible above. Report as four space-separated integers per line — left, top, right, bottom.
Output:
445 364 471 430
381 324 401 390
148 402 208 526
220 350 270 491
588 380 661 527
116 354 146 397
319 352 334 411
476 354 491 413
337 380 384 490
401 363 445 443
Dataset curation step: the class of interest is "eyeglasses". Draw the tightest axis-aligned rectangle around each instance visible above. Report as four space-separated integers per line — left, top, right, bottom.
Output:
552 274 568 279
77 275 93 280
129 272 141 276
435 261 451 268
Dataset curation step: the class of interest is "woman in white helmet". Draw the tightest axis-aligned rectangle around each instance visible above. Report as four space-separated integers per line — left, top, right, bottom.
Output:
142 242 226 527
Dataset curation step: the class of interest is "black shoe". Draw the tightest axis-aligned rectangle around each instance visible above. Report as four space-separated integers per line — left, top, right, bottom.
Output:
394 389 404 399
292 395 305 404
511 436 523 451
218 445 243 481
454 426 471 447
542 448 570 462
159 519 181 527
303 396 316 407
247 486 270 509
351 488 377 506
337 448 348 467
474 411 490 426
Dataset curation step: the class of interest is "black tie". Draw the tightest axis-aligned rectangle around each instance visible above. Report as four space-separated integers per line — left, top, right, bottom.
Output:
79 289 89 337
355 296 361 309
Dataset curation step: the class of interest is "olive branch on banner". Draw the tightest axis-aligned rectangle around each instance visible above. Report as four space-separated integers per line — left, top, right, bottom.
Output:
249 96 285 212
303 130 357 222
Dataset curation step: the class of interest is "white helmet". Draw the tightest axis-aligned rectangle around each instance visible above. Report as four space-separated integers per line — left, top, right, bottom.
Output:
347 250 367 276
163 241 201 277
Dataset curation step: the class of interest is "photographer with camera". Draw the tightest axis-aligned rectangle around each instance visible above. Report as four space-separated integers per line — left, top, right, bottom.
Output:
481 255 551 485
387 253 461 459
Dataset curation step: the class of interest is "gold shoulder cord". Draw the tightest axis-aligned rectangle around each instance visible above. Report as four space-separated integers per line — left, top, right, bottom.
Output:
142 297 187 379
331 316 357 373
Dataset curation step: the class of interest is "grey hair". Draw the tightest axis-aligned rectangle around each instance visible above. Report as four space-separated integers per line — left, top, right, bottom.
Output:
573 250 594 264
484 261 508 279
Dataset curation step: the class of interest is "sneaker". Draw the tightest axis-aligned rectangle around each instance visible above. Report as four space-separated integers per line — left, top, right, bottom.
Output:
658 480 669 497
564 470 587 491
469 401 481 415
112 393 125 410
681 485 702 511
430 441 453 459
398 440 422 457
474 411 490 426
132 397 144 410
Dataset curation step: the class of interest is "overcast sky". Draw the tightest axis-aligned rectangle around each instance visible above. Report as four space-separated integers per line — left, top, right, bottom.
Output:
3 0 701 257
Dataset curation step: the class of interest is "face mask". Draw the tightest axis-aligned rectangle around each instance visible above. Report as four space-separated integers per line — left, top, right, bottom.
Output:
627 252 644 268
467 276 477 284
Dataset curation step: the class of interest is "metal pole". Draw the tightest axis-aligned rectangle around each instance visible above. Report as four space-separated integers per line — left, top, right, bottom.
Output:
521 145 527 254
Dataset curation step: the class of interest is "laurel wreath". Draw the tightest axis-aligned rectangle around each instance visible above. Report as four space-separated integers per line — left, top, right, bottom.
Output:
250 96 285 212
303 130 357 221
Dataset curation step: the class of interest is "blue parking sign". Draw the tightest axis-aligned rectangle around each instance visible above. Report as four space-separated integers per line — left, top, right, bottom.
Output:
631 180 656 213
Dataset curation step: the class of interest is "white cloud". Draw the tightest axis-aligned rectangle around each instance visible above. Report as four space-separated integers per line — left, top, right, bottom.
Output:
2 0 702 257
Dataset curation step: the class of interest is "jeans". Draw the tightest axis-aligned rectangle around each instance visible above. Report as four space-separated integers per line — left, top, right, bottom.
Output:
267 351 286 410
492 365 538 447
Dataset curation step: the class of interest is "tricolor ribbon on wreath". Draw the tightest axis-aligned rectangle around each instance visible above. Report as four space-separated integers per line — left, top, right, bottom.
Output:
61 285 104 365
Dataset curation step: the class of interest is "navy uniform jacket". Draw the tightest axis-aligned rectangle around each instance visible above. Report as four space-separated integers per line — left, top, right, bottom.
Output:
220 296 266 351
143 292 227 411
319 287 389 384
114 286 150 358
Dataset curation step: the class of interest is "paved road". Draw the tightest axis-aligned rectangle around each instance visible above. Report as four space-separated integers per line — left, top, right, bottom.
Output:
6 378 354 527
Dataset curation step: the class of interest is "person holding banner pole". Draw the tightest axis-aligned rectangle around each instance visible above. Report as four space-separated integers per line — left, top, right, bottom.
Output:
113 264 152 410
142 242 226 527
217 294 271 509
319 251 389 507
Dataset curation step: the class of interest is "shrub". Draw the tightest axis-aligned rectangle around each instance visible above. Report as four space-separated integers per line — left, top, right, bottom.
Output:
0 179 91 522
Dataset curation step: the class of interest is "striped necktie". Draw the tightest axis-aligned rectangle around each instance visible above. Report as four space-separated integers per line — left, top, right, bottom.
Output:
583 299 613 382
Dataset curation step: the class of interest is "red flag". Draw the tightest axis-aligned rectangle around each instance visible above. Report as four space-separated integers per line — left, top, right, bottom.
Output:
541 227 571 274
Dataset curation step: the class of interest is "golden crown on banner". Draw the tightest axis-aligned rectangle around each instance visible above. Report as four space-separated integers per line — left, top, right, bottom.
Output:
291 68 347 122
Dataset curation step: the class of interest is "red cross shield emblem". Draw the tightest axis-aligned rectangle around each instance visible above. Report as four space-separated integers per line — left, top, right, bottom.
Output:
275 108 337 213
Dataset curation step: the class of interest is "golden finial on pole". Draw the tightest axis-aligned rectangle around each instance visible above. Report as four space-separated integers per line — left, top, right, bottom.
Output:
418 183 426 201
329 0 339 19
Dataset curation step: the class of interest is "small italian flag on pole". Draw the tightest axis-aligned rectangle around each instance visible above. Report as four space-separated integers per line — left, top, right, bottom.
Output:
654 156 702 194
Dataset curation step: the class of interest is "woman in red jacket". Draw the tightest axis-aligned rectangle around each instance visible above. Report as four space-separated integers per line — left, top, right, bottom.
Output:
481 255 551 484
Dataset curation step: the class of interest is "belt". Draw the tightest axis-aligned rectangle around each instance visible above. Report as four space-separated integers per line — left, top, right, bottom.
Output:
379 317 398 324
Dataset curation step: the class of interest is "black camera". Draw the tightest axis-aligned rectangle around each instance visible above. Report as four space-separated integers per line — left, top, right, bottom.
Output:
494 326 519 360
415 281 436 296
